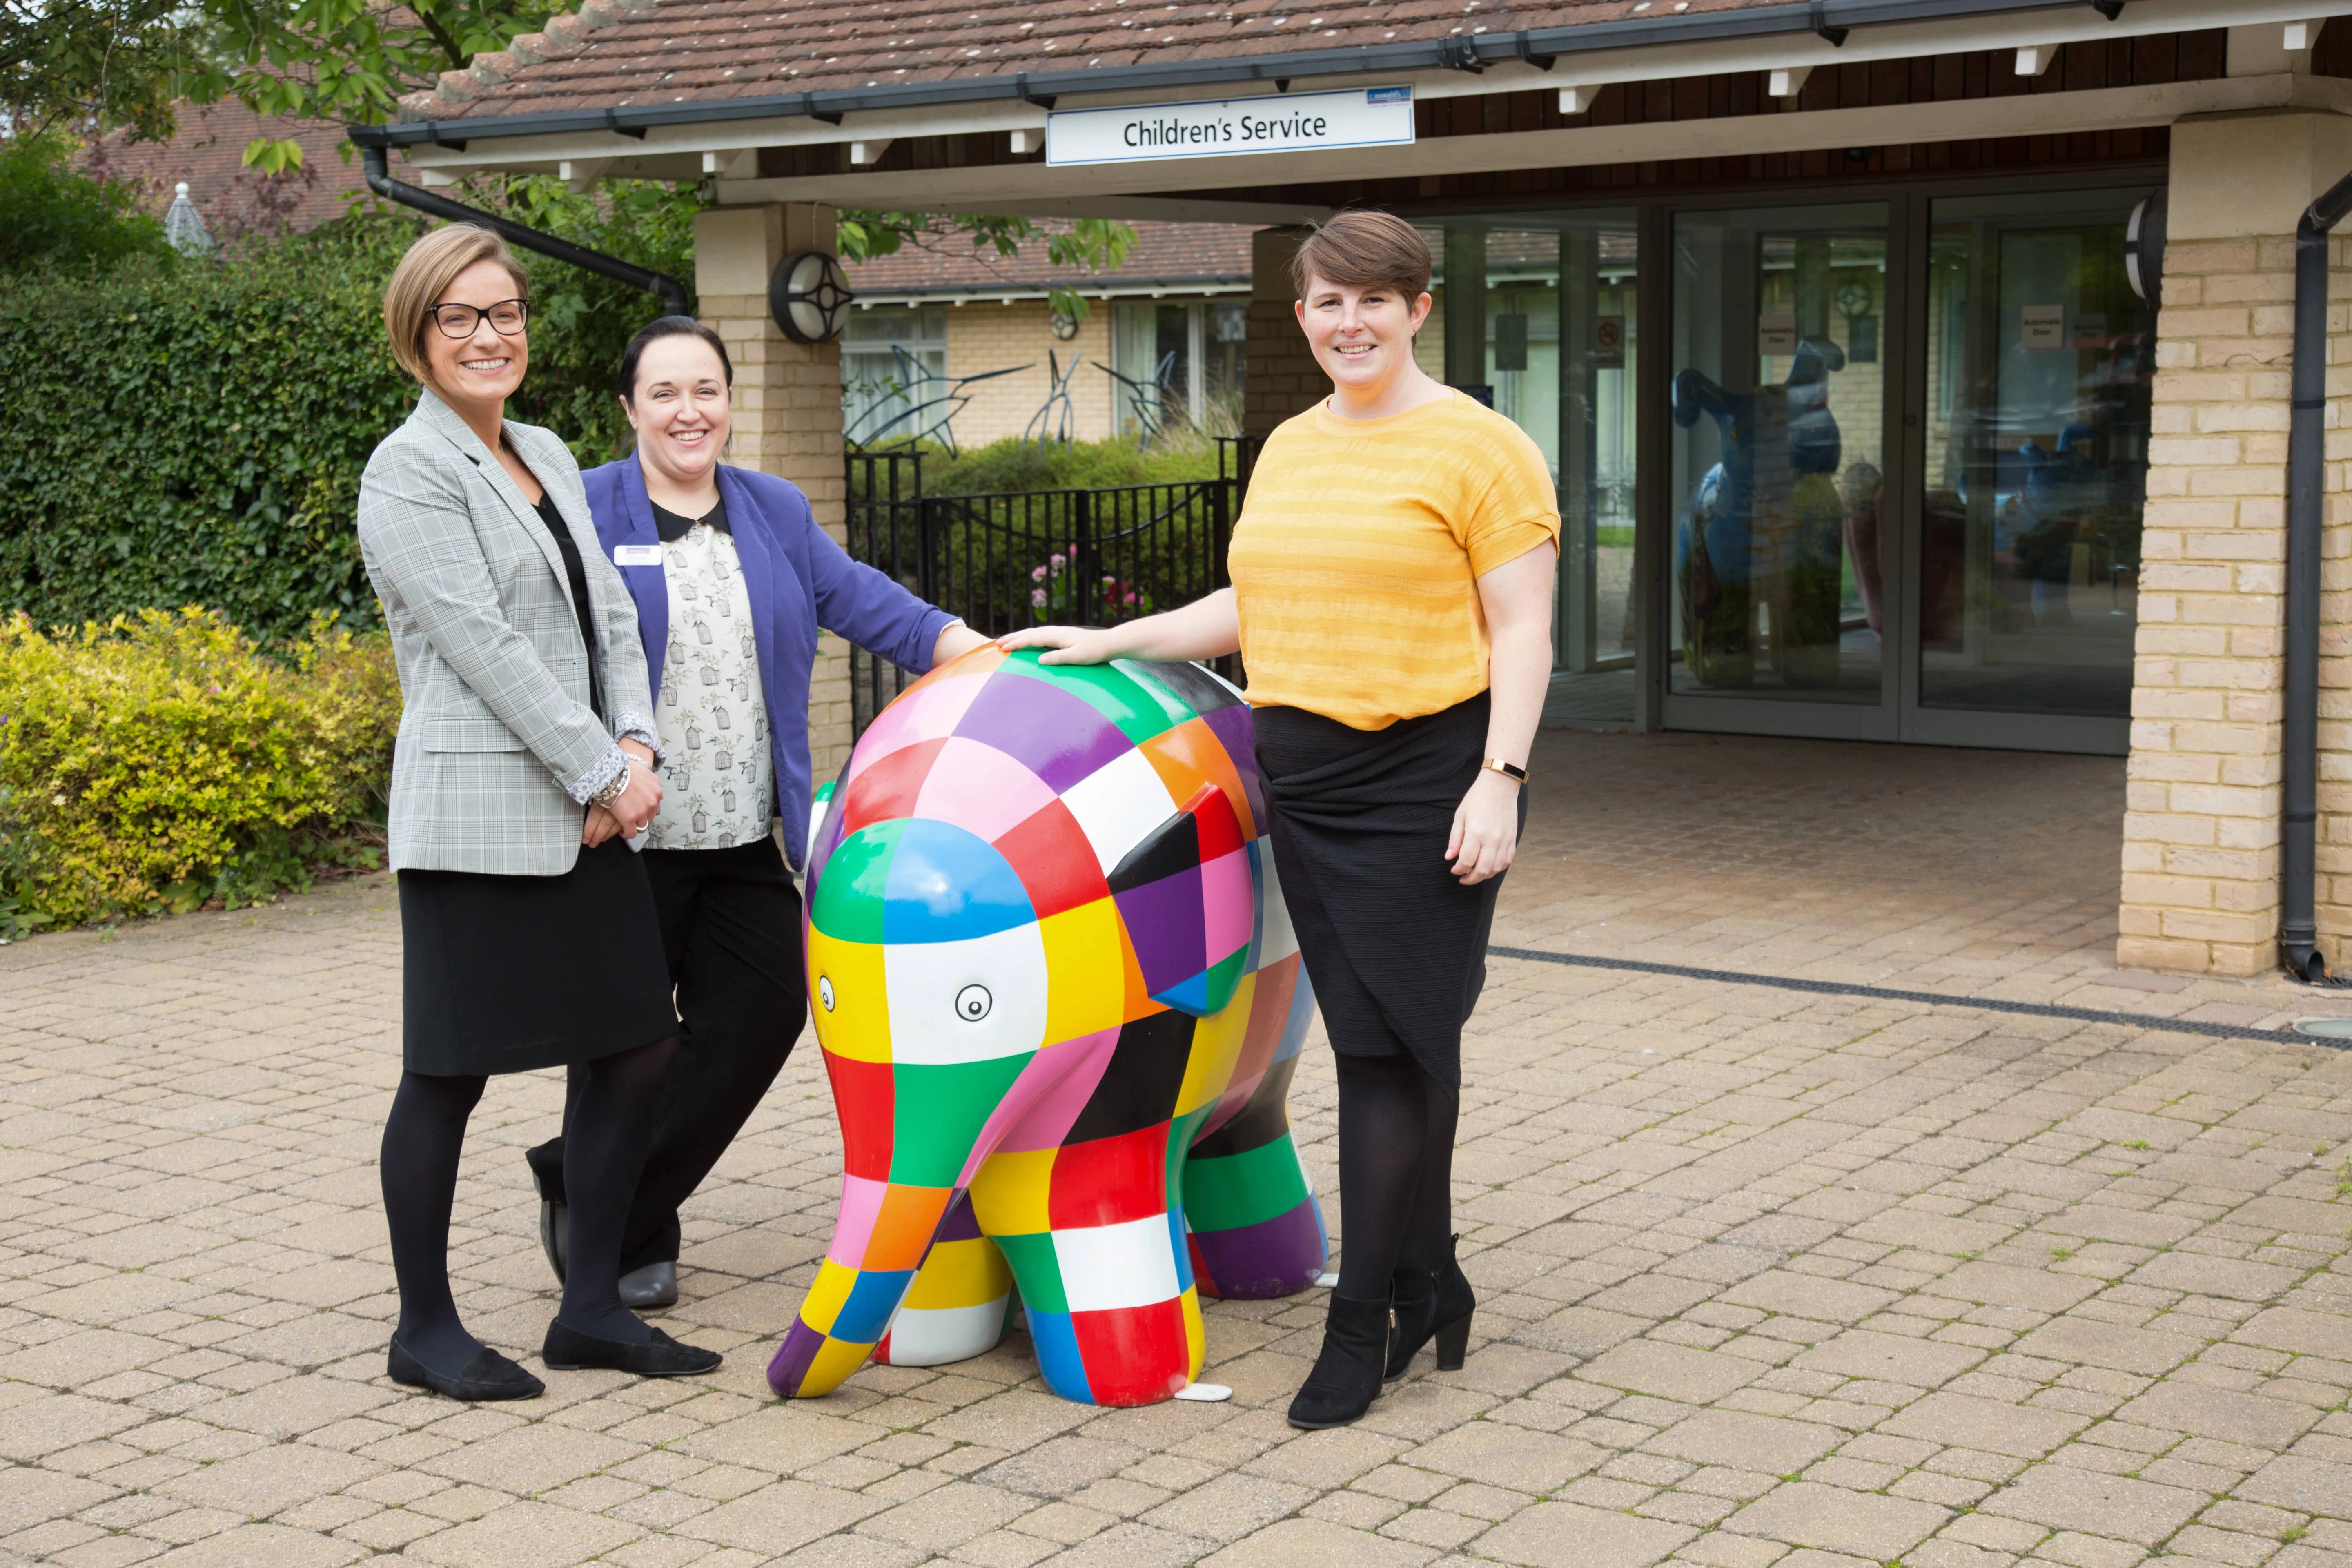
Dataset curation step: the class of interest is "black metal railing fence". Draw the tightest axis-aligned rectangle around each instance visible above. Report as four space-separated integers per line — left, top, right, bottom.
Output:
844 439 1262 736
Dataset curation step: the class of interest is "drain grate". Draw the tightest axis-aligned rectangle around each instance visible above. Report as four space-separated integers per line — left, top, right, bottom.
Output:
1485 946 2323 1047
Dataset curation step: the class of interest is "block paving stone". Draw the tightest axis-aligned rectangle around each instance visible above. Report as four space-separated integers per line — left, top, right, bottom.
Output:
2 731 2349 1565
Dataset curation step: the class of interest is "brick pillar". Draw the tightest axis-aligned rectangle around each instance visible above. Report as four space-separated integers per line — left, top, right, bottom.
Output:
2118 113 2352 975
1243 228 1321 436
693 203 857 786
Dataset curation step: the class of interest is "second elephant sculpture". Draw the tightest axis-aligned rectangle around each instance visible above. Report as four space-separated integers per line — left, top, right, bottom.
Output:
766 645 1327 1408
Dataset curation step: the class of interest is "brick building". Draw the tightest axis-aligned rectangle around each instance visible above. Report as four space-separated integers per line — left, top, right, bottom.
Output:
354 0 2352 978
840 222 1250 448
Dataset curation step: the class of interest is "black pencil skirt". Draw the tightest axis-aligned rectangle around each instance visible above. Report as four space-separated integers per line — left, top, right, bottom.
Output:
1254 691 1524 1092
397 838 677 1077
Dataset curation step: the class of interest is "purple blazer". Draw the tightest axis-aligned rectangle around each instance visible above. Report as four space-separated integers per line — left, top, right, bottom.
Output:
582 457 957 870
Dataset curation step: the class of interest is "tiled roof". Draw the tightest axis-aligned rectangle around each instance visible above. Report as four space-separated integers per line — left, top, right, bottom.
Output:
843 219 1250 292
87 105 405 239
399 0 1783 124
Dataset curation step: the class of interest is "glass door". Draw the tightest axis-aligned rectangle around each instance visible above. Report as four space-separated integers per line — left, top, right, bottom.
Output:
1664 203 1898 739
1899 188 2154 753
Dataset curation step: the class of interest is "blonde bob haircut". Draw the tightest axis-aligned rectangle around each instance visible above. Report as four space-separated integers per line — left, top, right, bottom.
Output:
381 224 531 383
1288 210 1432 301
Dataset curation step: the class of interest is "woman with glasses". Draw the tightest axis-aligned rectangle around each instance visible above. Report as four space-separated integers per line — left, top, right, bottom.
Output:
521 316 988 1311
355 225 723 1399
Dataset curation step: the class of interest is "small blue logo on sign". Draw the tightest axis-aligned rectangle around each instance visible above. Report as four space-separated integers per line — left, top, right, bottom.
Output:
1366 86 1412 105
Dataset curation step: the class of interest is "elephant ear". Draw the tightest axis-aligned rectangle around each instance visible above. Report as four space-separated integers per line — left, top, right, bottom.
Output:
1108 782 1256 1020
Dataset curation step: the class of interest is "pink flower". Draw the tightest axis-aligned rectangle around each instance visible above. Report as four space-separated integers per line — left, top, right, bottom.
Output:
1031 564 1049 581
1049 552 1067 570
1031 588 1047 608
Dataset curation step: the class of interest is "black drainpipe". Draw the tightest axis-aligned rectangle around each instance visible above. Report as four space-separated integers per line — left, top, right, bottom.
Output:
2278 168 2352 984
360 145 688 316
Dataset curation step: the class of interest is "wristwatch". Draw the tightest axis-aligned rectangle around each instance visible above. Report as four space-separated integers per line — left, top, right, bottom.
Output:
1481 757 1529 784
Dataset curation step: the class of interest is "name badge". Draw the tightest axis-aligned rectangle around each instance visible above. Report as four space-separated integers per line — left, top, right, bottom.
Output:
613 544 664 567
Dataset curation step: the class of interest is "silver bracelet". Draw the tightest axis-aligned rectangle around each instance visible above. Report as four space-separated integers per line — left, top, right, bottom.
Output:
592 759 631 809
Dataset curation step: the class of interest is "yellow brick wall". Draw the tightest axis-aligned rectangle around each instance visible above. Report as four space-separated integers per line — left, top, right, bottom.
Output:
2119 112 2352 975
940 299 1120 447
693 204 859 788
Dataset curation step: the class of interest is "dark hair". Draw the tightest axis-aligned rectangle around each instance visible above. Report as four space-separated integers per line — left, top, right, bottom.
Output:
616 315 734 401
1290 210 1432 300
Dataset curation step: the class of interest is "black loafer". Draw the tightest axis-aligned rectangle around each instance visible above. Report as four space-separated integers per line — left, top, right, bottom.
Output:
388 1339 544 1401
542 1320 721 1377
620 1261 678 1310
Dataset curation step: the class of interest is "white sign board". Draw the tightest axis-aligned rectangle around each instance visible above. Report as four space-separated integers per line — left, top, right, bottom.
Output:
1757 314 1798 357
2022 303 2066 350
1046 86 1414 167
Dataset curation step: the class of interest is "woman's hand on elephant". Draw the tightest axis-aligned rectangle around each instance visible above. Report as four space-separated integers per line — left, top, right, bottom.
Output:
582 803 622 846
1446 768 1521 885
997 625 1121 666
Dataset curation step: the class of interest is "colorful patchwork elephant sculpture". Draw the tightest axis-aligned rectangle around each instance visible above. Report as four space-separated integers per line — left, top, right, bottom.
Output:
765 644 1327 1408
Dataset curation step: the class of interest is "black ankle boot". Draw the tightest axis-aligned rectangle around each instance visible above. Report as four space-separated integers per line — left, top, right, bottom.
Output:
1388 1236 1474 1380
1287 1292 1392 1430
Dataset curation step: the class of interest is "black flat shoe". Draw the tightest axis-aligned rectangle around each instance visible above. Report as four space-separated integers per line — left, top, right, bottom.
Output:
1388 1235 1476 1381
1287 1292 1392 1430
542 1320 721 1377
620 1261 678 1310
388 1339 544 1401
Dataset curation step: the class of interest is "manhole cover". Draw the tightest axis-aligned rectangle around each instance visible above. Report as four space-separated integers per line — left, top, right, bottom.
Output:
2292 1017 2352 1038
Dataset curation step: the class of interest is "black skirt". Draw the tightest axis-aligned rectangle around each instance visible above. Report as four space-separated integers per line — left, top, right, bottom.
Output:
397 839 677 1076
1255 692 1523 1091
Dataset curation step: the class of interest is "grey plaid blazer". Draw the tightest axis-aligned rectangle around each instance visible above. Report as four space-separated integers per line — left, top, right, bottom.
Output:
358 390 658 875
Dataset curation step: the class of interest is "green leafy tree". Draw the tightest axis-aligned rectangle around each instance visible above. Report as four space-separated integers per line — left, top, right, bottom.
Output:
0 136 172 272
0 0 193 144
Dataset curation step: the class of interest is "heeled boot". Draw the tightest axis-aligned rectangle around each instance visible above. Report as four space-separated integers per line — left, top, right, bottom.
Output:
1287 1291 1393 1430
1387 1235 1474 1380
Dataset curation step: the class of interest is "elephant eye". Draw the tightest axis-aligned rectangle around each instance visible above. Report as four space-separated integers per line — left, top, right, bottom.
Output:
817 976 835 1012
955 984 991 1022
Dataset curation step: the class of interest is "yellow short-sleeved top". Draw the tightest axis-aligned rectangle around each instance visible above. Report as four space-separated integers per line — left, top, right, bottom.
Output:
1227 390 1560 731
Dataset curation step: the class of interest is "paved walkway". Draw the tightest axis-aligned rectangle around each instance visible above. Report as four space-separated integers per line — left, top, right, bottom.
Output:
4 732 2350 1568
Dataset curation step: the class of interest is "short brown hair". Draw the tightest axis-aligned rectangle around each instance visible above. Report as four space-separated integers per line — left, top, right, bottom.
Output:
381 225 530 382
1289 210 1432 300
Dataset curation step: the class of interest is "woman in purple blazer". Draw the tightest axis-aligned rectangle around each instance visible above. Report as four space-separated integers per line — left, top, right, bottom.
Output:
525 317 988 1307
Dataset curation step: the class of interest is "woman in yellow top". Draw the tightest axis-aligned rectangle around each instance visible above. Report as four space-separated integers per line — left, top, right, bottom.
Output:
1002 210 1557 1430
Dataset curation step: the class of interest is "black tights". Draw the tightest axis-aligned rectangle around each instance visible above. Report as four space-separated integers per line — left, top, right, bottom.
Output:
1333 1053 1459 1300
381 1034 679 1370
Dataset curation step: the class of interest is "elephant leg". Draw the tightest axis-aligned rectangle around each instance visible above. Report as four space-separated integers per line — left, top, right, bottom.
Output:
1183 960 1328 1300
766 1174 952 1398
969 1133 1200 1407
873 1193 1016 1368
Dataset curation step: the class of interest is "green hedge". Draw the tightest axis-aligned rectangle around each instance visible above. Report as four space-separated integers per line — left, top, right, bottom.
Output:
0 189 696 641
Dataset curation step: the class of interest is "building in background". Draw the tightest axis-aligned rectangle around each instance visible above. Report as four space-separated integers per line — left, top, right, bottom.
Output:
839 222 1249 449
85 104 400 241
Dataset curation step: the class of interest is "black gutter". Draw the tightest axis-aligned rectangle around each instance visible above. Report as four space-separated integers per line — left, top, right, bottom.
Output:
2279 166 2352 984
360 145 688 315
346 0 2121 151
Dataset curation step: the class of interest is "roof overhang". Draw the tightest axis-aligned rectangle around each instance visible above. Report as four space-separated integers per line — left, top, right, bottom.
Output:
354 0 2347 213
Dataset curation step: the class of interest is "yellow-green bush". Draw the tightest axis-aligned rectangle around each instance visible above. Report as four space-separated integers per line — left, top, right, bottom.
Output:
0 608 399 931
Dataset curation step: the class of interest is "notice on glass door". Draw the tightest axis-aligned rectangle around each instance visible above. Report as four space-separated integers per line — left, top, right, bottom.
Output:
1757 314 1797 356
2022 303 2066 349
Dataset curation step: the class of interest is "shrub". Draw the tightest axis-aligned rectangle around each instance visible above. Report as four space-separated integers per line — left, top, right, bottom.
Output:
0 183 697 640
0 136 173 274
0 608 400 930
918 431 1227 496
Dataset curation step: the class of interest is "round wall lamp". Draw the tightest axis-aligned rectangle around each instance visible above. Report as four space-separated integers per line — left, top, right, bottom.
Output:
770 250 854 343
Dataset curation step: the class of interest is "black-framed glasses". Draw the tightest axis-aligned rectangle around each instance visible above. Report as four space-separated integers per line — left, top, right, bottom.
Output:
432 299 530 339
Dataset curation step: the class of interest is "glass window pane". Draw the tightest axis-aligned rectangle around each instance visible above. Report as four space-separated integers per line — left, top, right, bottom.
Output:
1670 204 1889 704
842 306 948 446
1920 190 2155 717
